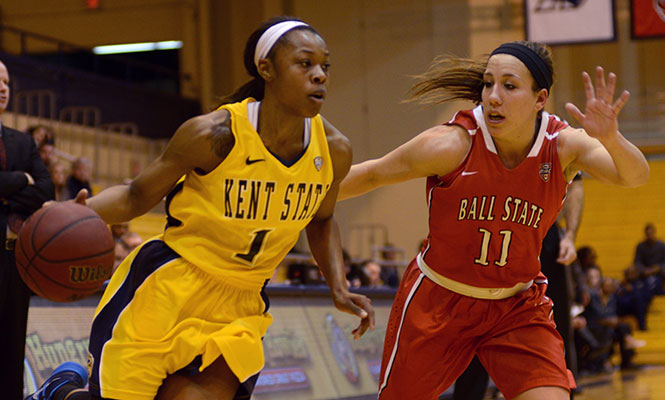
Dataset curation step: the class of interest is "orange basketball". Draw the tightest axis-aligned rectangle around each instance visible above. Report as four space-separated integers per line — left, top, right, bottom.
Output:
14 202 115 302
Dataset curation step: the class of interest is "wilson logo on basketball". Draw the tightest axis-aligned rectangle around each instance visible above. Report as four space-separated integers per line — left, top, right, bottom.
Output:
69 265 111 283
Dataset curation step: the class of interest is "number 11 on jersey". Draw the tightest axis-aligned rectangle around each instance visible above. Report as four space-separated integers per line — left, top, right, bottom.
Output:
474 228 513 267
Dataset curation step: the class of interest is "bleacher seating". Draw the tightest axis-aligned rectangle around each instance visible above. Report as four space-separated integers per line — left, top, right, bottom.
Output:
633 296 665 366
576 159 665 280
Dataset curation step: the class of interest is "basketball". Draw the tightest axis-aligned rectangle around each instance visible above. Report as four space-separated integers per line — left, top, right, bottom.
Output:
14 202 115 302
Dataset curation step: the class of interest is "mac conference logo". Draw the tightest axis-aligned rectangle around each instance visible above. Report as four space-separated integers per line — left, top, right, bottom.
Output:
539 163 552 182
325 313 360 384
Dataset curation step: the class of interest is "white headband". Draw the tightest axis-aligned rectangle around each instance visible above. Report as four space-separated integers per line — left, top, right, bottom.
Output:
254 21 309 67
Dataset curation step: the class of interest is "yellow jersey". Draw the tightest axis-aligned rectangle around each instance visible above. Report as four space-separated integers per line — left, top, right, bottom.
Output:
163 98 333 287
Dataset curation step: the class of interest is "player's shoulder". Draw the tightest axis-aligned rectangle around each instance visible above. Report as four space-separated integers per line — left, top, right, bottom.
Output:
543 112 569 135
420 123 471 155
165 109 235 171
445 108 480 131
320 115 351 157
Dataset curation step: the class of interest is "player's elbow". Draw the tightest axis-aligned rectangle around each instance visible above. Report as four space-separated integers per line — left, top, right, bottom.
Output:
621 164 650 187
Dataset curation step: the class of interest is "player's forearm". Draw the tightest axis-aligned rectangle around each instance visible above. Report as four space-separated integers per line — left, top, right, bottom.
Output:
306 217 348 293
602 132 649 187
561 180 584 240
338 162 380 201
86 184 150 224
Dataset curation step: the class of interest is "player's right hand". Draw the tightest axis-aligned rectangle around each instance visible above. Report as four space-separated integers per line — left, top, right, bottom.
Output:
42 189 89 209
331 289 376 340
74 188 89 205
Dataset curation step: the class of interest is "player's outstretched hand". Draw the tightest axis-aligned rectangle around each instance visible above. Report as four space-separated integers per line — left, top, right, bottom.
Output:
42 189 89 209
331 289 375 340
565 66 630 144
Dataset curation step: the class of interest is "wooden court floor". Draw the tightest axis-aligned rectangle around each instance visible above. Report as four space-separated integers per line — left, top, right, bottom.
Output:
475 365 665 400
574 366 665 400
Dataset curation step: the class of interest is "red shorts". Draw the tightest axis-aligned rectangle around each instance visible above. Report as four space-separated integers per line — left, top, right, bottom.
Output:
378 259 575 400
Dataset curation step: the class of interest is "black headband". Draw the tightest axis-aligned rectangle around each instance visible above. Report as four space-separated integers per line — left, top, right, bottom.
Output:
490 43 552 91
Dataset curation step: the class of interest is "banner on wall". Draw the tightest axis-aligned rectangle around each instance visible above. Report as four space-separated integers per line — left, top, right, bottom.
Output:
524 0 617 45
631 0 665 38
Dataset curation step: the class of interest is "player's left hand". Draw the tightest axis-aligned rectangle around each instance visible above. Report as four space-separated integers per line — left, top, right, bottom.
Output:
557 235 577 265
331 289 375 340
565 66 630 144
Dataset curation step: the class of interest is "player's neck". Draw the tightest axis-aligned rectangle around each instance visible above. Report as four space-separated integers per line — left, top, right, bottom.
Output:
257 98 305 142
492 117 539 169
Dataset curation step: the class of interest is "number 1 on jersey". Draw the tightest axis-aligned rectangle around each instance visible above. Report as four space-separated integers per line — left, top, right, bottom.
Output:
235 229 273 264
474 228 513 267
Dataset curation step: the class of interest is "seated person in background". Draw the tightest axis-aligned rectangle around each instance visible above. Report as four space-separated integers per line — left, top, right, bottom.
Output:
39 136 57 168
362 260 385 288
27 124 54 148
113 231 143 273
634 223 665 296
344 249 366 288
66 157 94 199
120 231 143 252
583 267 644 372
110 222 130 241
379 243 400 288
49 161 69 201
286 260 324 286
617 264 652 331
577 246 600 274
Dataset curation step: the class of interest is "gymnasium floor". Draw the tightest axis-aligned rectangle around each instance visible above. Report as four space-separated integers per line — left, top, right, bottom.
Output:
477 366 665 400
575 366 665 400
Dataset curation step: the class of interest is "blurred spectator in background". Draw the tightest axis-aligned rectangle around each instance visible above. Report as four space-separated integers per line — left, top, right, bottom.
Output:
26 125 53 149
49 161 68 201
344 249 365 288
634 223 665 296
113 231 143 273
617 264 652 331
110 222 130 241
362 260 384 288
583 267 644 372
379 243 401 288
577 246 599 274
66 156 93 199
38 136 56 168
286 259 323 286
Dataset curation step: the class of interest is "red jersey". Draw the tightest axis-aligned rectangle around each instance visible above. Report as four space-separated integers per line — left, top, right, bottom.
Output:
422 106 568 289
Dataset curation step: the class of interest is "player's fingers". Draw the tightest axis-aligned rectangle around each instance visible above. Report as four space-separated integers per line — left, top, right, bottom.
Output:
564 102 584 123
75 189 89 205
352 318 370 340
339 295 368 319
595 66 606 100
42 200 57 208
556 247 576 266
582 71 595 100
350 295 375 338
606 72 617 102
613 90 630 114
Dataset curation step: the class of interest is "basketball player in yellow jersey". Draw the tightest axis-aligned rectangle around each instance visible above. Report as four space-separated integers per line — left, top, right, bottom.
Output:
26 16 374 400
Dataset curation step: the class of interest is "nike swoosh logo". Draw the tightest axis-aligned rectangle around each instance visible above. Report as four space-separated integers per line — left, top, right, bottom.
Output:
245 157 265 165
461 171 478 176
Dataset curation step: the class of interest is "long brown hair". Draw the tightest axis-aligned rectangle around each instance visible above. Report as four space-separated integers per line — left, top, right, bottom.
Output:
407 41 554 105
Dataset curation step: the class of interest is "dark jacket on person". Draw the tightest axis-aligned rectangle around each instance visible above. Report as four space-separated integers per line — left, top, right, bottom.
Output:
0 125 54 244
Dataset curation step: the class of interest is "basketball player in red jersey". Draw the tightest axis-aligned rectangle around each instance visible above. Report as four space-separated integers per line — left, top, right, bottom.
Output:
339 41 649 399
